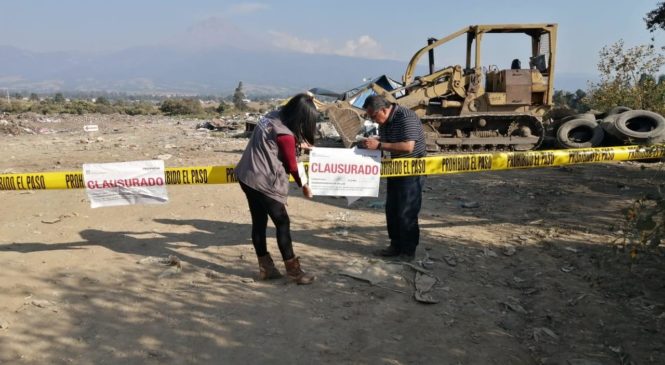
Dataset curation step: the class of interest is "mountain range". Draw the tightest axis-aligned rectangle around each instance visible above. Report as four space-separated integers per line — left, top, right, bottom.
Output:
0 45 595 96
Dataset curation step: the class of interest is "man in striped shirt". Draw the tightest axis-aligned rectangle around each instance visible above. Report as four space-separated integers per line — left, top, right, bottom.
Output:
361 95 426 260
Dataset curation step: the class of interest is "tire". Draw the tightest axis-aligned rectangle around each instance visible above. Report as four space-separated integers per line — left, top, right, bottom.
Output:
599 116 625 145
572 113 596 122
556 118 605 148
600 114 620 136
553 113 597 134
606 106 632 116
558 113 596 124
613 110 665 140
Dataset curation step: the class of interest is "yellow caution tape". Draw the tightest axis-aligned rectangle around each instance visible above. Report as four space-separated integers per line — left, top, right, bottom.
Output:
382 145 665 177
0 145 663 191
0 166 239 191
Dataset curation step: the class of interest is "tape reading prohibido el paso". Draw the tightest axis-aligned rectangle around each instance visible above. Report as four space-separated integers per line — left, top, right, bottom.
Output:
0 145 663 191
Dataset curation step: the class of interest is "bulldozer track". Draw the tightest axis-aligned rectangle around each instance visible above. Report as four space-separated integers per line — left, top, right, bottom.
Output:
421 113 545 153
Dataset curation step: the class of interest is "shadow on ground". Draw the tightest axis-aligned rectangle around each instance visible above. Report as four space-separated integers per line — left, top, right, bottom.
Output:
2 163 665 364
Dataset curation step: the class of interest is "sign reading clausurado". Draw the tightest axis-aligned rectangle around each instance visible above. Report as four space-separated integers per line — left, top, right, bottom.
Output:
83 160 169 208
308 147 382 198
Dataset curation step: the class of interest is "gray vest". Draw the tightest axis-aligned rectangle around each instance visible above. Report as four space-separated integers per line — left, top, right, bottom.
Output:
235 111 294 204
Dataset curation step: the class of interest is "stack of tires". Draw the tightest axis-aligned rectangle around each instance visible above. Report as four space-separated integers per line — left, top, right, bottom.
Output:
555 107 665 149
598 107 665 145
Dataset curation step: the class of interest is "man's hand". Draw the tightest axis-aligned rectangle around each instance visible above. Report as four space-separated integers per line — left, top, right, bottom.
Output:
361 137 381 150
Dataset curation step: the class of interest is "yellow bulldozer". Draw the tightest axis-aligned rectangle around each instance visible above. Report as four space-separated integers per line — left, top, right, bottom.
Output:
320 23 558 152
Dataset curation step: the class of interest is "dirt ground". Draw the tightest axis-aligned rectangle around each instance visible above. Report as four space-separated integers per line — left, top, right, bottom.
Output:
1 114 664 365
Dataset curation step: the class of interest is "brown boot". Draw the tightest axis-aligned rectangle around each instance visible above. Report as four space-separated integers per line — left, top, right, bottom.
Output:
257 253 282 280
284 257 315 285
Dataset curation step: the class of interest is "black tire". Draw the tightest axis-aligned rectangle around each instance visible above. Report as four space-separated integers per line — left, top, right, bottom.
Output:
556 118 605 148
590 109 606 120
599 116 625 145
614 110 665 140
559 113 596 124
553 113 597 134
606 106 632 116
600 114 620 136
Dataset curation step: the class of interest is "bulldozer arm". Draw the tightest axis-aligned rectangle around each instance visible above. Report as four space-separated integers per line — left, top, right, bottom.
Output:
320 83 396 148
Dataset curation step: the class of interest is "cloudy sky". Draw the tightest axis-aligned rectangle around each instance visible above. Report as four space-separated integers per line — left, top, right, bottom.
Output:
0 0 661 75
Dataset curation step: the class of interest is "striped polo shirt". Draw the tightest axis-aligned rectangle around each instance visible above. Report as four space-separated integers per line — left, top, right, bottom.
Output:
379 104 427 158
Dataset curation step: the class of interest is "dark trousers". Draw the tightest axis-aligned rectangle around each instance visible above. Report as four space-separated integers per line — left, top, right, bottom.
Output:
385 176 425 255
239 181 295 261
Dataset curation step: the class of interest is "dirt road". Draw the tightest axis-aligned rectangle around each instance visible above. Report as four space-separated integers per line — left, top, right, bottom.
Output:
1 114 664 364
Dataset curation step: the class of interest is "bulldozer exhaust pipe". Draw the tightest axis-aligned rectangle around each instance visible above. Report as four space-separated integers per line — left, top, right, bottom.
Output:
427 38 437 74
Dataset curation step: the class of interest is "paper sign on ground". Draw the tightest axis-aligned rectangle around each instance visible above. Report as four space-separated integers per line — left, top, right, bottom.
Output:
83 160 168 208
308 147 381 199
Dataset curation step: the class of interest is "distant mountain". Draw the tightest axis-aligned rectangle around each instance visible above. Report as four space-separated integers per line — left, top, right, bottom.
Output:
0 45 409 96
0 45 595 95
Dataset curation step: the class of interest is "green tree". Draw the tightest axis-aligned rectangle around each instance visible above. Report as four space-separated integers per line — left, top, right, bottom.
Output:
586 39 665 114
29 93 39 101
159 98 203 115
95 96 110 105
608 2 665 262
53 93 65 103
552 89 590 113
645 2 665 33
233 82 247 111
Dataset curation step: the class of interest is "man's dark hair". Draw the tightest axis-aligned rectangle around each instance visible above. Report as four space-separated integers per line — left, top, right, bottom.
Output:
362 95 392 110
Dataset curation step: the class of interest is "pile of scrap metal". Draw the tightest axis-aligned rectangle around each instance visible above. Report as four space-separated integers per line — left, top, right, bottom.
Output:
553 107 665 148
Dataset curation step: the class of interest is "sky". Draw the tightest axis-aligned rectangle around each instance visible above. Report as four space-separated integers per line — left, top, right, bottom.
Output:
0 0 662 76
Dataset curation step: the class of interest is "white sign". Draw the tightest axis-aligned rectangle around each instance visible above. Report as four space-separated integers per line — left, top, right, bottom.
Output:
83 124 99 132
83 160 169 208
297 162 308 186
308 147 381 201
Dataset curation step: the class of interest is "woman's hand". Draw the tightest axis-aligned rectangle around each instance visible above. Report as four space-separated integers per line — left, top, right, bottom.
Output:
302 184 313 199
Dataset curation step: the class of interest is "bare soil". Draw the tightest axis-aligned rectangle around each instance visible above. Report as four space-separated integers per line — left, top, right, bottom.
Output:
1 114 664 365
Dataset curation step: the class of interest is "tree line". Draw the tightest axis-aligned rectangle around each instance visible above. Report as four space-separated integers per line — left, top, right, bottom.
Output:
0 83 265 117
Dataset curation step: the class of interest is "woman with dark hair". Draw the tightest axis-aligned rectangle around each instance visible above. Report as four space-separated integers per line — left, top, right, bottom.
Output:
234 93 319 284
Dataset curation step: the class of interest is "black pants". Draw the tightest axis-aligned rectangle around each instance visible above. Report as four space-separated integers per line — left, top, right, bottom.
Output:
239 181 295 261
385 176 425 255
